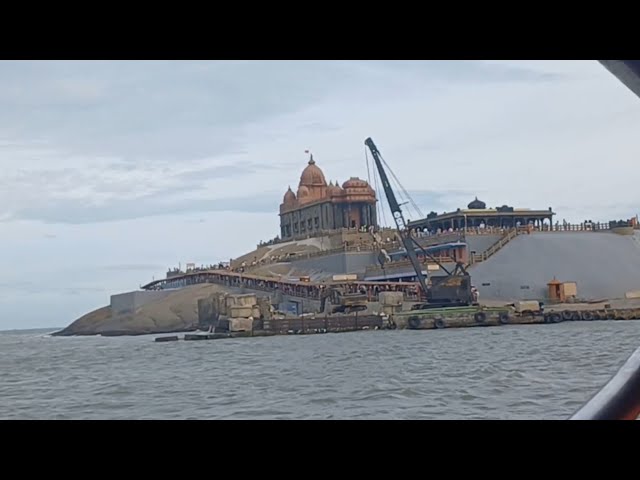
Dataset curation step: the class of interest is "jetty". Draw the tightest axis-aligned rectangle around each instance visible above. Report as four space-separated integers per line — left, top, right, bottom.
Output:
154 291 640 343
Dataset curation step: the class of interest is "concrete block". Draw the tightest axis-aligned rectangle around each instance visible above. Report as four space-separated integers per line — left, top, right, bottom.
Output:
379 291 404 306
515 300 540 313
229 317 254 332
257 297 272 320
197 297 215 328
382 305 402 315
226 294 257 309
229 305 253 318
217 293 228 316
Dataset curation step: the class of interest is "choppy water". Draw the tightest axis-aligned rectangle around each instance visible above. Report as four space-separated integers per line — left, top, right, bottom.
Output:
2 321 640 419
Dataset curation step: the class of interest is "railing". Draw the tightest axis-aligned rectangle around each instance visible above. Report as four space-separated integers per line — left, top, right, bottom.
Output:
244 222 630 272
144 269 422 302
260 226 400 248
416 223 618 236
470 228 520 264
241 243 378 273
300 243 375 259
266 221 629 250
364 257 456 278
570 346 640 420
466 222 626 265
259 228 342 247
411 232 465 247
543 223 611 232
261 226 506 256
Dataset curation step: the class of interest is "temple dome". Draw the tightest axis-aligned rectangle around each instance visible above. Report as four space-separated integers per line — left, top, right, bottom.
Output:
299 155 327 187
327 180 344 197
282 187 296 205
468 197 486 209
342 177 369 189
297 185 310 199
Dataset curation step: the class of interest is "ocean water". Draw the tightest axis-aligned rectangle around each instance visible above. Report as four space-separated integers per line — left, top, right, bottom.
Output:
2 321 640 420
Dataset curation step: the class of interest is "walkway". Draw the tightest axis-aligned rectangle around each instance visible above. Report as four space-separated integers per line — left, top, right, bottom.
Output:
142 269 422 302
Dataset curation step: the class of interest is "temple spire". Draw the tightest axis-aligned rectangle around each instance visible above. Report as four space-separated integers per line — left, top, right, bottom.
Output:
305 149 314 165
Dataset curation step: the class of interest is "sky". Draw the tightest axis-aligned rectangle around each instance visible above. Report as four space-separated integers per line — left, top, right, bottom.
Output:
0 60 638 330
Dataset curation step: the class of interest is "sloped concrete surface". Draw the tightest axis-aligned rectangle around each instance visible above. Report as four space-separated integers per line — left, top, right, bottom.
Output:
54 284 230 336
465 235 503 255
470 232 640 301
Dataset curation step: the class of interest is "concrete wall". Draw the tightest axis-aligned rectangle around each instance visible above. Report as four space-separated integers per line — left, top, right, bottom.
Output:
289 251 347 273
470 232 640 301
289 251 378 276
465 235 502 255
110 290 174 315
218 285 320 315
345 252 380 273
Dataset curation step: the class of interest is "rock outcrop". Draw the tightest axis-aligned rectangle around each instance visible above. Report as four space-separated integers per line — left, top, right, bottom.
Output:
53 284 231 337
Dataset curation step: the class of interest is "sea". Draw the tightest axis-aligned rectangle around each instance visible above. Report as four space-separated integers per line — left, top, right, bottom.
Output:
2 321 640 420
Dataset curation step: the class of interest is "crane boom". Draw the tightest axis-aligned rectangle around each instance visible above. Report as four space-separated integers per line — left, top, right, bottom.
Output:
364 137 430 298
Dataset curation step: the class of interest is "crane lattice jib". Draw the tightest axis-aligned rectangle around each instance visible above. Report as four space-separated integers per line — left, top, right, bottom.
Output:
364 137 429 298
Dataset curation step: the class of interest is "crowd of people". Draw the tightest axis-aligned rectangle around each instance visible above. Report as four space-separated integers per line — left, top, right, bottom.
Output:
147 269 423 302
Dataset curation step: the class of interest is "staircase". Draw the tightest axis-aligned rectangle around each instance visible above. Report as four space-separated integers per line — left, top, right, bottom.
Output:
469 228 519 266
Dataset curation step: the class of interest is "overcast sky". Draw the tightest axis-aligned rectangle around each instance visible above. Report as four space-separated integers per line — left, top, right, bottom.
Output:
1 60 638 330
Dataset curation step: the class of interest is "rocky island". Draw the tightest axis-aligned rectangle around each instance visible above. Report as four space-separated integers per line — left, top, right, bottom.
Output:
53 284 231 337
54 153 640 338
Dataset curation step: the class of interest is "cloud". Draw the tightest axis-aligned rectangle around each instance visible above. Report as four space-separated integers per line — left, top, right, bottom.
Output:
355 60 563 85
0 61 367 155
8 190 281 224
3 60 620 229
98 264 168 272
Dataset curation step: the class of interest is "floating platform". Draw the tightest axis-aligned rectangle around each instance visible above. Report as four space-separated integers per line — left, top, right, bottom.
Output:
154 335 179 342
153 313 386 343
393 305 640 330
154 306 640 343
394 306 511 330
261 314 384 335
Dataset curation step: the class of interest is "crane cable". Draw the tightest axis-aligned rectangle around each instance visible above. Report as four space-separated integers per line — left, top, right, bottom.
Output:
365 146 388 227
366 145 391 273
375 167 388 227
365 143 424 223
378 151 424 220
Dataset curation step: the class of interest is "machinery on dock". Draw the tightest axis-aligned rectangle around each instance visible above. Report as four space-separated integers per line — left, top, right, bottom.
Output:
364 137 474 309
319 287 368 314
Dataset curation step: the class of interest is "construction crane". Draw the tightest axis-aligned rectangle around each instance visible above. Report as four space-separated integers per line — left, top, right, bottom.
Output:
364 137 473 308
319 287 368 314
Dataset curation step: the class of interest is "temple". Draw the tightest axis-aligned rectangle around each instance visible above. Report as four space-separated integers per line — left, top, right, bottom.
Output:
279 153 378 240
407 197 555 232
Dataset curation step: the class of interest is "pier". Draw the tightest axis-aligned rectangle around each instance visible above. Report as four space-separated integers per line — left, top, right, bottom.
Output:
142 269 423 303
155 303 640 343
